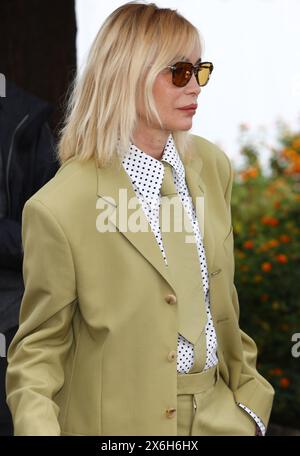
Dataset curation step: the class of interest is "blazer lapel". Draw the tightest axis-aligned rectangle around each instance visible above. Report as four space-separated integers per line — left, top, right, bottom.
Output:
96 157 177 292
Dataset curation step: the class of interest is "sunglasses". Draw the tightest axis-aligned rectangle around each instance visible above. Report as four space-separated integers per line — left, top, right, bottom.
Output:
167 60 214 87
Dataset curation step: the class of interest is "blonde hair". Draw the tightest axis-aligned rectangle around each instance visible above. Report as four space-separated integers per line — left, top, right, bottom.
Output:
58 1 203 167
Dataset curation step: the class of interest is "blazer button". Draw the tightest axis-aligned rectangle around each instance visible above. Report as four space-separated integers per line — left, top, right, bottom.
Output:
165 294 177 305
166 407 176 418
167 350 176 362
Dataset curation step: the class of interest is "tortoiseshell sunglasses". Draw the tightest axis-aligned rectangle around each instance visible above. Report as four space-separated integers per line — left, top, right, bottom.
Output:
167 60 214 87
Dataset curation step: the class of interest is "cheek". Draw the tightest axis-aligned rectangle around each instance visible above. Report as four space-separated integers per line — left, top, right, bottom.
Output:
153 80 179 115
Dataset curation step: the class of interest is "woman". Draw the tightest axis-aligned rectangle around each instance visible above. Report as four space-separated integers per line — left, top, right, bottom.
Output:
6 1 274 436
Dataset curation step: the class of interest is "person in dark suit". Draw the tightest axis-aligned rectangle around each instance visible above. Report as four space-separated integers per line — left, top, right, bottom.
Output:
0 80 59 435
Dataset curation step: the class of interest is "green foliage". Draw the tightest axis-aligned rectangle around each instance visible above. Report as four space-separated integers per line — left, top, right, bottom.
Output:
231 123 300 427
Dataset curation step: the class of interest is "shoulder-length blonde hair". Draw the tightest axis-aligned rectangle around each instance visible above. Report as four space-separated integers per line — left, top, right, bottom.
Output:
58 1 203 168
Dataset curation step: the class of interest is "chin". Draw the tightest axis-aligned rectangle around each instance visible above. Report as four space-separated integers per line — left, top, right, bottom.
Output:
174 123 193 132
168 121 193 132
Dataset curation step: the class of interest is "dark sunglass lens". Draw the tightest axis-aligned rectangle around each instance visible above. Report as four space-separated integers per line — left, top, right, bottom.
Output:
173 63 193 87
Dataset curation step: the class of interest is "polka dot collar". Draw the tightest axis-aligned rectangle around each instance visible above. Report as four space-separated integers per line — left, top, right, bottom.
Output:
122 133 185 201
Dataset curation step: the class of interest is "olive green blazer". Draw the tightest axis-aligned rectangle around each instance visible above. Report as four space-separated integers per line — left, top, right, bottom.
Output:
6 134 274 435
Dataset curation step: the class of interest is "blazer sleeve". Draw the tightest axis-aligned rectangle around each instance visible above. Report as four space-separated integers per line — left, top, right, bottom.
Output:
222 153 275 428
5 197 77 435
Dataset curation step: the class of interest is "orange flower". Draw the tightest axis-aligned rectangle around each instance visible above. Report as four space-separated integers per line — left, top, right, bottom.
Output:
270 368 283 376
276 254 288 264
279 234 291 243
281 148 297 160
261 216 279 227
270 217 279 226
268 239 279 248
292 159 300 173
284 154 300 174
292 138 300 149
240 166 259 181
273 201 281 209
279 377 290 389
260 293 269 302
261 262 272 272
243 240 254 249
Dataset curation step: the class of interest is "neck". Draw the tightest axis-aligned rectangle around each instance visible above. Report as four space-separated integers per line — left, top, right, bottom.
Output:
132 124 171 160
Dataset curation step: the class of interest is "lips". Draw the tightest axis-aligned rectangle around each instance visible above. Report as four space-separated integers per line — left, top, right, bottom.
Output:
178 104 198 110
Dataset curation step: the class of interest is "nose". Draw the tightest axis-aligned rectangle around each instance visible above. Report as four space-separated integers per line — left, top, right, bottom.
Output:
185 72 201 96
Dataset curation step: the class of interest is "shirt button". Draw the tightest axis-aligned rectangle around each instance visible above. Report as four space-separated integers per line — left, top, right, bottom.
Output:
165 408 176 419
167 350 176 362
165 294 177 305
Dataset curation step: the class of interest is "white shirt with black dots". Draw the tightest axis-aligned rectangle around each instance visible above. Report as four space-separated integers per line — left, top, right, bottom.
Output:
121 133 266 435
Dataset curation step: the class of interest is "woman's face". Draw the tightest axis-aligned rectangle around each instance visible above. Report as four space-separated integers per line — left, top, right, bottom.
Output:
139 44 202 133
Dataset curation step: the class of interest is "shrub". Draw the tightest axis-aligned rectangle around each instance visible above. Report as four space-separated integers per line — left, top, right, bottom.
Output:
231 122 300 427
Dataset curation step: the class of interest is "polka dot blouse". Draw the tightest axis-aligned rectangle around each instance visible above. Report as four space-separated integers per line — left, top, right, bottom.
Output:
121 133 265 435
